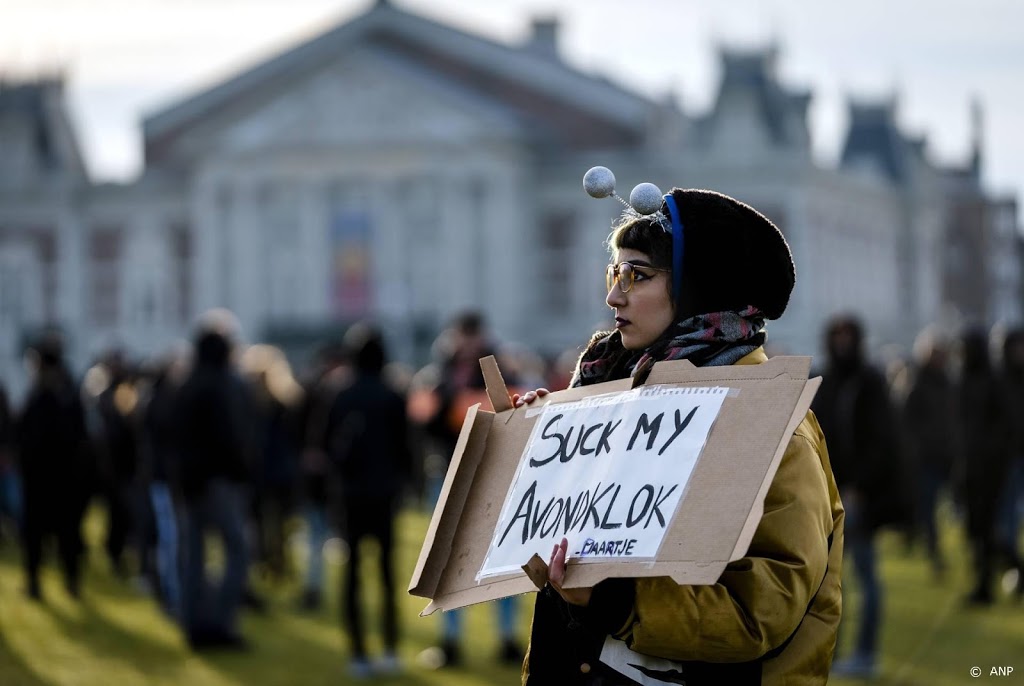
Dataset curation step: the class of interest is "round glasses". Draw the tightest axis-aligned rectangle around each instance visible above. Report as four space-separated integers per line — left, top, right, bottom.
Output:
606 261 670 293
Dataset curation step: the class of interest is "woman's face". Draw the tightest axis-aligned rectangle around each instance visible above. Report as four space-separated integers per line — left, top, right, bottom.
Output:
606 248 675 350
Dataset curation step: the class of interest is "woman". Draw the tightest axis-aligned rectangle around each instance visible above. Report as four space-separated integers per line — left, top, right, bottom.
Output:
514 170 844 685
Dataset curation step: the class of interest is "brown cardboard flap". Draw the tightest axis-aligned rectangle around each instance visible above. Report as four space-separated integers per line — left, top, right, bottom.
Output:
423 576 539 616
726 376 822 564
522 554 550 590
408 403 493 598
645 355 811 385
480 355 513 413
410 356 819 610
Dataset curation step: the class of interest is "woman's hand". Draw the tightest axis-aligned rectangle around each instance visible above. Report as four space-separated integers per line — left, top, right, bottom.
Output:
512 387 549 408
548 537 592 606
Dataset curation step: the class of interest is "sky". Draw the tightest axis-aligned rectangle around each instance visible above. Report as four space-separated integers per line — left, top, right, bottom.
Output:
3 0 1023 200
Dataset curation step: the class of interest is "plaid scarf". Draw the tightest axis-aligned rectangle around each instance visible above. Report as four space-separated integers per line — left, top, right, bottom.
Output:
570 306 767 388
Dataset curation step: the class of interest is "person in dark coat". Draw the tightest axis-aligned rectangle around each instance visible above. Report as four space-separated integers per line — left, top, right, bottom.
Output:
902 330 959 577
174 314 254 649
295 343 350 611
240 344 303 582
0 381 20 545
812 315 907 678
958 327 1015 605
15 331 92 600
997 328 1024 597
326 323 411 677
140 348 189 619
94 350 140 578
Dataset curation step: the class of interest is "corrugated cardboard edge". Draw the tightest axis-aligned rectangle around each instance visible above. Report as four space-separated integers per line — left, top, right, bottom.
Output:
480 355 513 412
522 553 549 589
727 375 822 563
408 403 493 604
644 355 811 385
421 575 539 616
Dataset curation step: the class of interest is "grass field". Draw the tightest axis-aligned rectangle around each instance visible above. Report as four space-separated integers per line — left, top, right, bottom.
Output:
1 503 1022 685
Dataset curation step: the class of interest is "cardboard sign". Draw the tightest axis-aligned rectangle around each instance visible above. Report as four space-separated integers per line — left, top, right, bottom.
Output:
409 355 820 615
479 385 728 578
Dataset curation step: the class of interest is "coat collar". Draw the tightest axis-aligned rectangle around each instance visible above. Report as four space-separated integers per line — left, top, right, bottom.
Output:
735 347 768 366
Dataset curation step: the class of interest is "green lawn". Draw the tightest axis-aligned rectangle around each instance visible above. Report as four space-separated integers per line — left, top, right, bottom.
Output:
1 502 1022 685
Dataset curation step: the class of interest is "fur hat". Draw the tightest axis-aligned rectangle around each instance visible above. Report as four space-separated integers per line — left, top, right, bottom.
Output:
665 188 795 320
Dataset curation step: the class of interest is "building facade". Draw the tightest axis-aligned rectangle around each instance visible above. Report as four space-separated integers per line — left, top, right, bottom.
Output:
0 1 1018 399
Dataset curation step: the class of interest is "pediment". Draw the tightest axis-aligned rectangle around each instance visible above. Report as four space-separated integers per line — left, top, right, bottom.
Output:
167 46 525 160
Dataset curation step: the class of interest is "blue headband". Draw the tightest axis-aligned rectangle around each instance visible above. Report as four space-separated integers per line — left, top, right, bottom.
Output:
663 193 685 304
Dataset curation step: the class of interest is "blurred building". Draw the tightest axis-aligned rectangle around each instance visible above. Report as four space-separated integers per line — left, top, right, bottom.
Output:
939 105 1022 326
0 0 1019 396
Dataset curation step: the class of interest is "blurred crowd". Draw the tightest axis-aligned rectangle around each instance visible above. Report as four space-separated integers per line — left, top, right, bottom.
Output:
0 308 568 678
0 309 1022 681
813 315 1024 679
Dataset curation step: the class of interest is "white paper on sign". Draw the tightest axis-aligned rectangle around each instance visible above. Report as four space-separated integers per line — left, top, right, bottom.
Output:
478 385 728 579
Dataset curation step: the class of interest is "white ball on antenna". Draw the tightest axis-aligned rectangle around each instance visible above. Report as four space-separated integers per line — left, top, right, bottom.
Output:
583 166 616 198
629 183 663 215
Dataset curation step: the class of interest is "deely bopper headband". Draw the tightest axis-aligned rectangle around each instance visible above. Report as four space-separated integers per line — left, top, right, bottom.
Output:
583 166 685 303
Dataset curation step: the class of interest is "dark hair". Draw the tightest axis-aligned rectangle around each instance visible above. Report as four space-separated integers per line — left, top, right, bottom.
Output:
1003 327 1024 372
609 216 675 304
825 314 864 352
195 330 232 368
344 322 387 374
31 330 66 368
452 311 485 337
961 326 991 373
826 315 863 341
609 216 673 271
1003 327 1024 354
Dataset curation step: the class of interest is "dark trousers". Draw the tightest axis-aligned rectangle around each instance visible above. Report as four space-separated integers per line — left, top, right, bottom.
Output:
183 479 249 639
342 496 398 658
21 488 83 596
966 471 1003 600
841 499 881 661
967 501 998 600
914 465 945 565
105 480 134 572
254 485 293 577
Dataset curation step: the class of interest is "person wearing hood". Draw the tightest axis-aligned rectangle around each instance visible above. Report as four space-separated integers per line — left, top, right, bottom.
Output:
957 327 1014 605
997 329 1024 598
902 329 959 579
812 315 908 678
